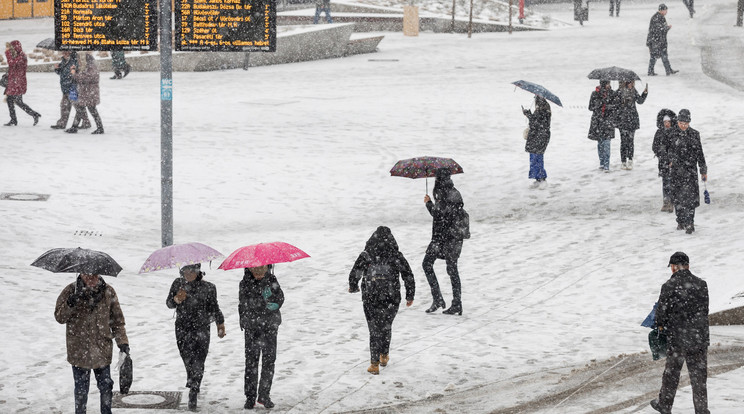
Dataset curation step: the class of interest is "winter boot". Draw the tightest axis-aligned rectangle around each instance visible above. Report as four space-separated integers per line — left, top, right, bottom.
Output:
443 300 462 315
367 361 380 375
661 199 674 213
188 389 198 410
621 161 628 170
650 399 671 414
257 397 274 409
244 399 255 409
425 299 446 313
685 224 695 234
380 354 389 367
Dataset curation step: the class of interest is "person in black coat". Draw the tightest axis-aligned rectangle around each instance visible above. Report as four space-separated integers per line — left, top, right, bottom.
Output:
239 265 284 409
423 168 465 315
652 109 676 212
651 252 709 414
523 95 552 185
667 109 707 234
349 226 415 375
646 4 678 76
588 80 616 172
51 51 89 129
615 80 648 169
166 264 225 410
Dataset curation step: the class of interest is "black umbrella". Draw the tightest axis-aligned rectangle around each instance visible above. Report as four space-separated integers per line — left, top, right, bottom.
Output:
36 38 56 50
31 247 123 276
587 66 641 81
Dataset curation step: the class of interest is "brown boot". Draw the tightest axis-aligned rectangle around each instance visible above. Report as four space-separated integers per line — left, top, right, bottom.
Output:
367 361 380 375
380 354 389 367
661 198 674 213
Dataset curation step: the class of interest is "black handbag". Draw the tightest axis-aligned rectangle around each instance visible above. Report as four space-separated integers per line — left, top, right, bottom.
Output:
648 328 667 360
0 73 8 88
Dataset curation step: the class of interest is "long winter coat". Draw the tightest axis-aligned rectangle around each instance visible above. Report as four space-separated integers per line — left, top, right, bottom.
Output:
349 226 415 306
646 12 670 58
4 40 28 96
239 272 284 334
166 277 225 330
654 269 709 351
615 86 648 131
524 106 552 154
54 277 128 369
426 175 464 243
54 52 79 95
73 53 100 106
652 109 676 173
587 87 616 141
668 126 707 208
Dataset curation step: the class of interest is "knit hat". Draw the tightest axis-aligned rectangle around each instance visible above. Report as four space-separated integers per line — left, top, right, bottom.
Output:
678 109 691 122
658 4 667 10
663 115 671 122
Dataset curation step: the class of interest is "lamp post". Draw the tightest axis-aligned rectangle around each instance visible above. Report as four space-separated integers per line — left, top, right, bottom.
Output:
160 0 174 247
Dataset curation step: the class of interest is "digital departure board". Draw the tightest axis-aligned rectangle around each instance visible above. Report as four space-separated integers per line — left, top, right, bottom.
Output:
175 0 276 52
54 0 158 51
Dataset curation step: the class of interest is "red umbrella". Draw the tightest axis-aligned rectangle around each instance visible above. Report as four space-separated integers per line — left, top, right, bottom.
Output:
218 242 310 270
390 156 463 194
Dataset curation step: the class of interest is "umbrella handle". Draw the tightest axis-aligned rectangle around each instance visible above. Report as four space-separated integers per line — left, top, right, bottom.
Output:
426 177 428 195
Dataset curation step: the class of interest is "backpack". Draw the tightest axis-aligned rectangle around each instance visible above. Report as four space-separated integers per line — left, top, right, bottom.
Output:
454 207 471 240
362 253 396 298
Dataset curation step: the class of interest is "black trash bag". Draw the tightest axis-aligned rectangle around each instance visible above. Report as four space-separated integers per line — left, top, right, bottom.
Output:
119 353 133 394
648 328 667 361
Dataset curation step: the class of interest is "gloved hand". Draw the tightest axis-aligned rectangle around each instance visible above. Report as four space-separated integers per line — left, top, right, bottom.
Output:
262 286 272 300
266 302 279 311
217 323 226 338
348 285 360 293
174 288 187 304
67 291 82 307
119 344 130 355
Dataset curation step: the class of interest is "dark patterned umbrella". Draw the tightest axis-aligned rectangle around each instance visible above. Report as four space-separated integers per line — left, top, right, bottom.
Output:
31 247 123 276
390 156 463 193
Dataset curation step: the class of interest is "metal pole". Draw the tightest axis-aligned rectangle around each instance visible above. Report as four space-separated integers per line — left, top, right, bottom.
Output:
160 0 174 247
451 0 456 33
509 0 513 34
467 0 473 38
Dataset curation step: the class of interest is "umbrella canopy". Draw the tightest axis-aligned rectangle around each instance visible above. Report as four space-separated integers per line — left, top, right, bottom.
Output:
36 38 55 50
389 156 463 180
219 242 310 270
512 80 563 107
587 66 641 81
31 247 122 276
138 242 224 274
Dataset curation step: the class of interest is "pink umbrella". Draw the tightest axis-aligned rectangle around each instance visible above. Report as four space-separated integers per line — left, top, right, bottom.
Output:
218 242 310 270
138 242 224 274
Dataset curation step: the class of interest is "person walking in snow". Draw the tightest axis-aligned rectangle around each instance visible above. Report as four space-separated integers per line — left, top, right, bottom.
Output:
313 0 333 24
54 273 129 414
67 53 104 134
4 40 41 126
646 4 678 76
423 168 466 315
166 263 225 411
609 0 621 16
667 109 707 234
652 109 676 212
52 51 90 130
523 95 552 185
239 265 284 409
110 51 131 80
682 0 695 18
650 251 709 414
615 80 648 170
349 226 415 375
588 80 617 172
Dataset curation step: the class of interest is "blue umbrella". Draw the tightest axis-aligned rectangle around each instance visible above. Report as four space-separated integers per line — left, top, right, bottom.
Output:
512 80 563 107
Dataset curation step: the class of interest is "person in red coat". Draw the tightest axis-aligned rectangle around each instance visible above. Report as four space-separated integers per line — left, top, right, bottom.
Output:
4 40 41 126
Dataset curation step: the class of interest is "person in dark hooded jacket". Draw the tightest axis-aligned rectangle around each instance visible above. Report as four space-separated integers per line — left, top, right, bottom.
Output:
239 265 284 409
523 95 551 184
349 226 415 375
588 80 616 172
652 109 676 212
4 40 41 126
166 263 225 410
423 168 466 315
667 109 707 234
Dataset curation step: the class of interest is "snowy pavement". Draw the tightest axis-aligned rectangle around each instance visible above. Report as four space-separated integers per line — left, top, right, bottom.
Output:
1 0 744 412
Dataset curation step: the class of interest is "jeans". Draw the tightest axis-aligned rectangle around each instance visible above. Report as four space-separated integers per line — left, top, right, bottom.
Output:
423 240 463 304
597 139 611 169
619 129 635 162
528 153 547 180
72 365 113 414
313 7 333 24
649 52 673 75
658 347 709 414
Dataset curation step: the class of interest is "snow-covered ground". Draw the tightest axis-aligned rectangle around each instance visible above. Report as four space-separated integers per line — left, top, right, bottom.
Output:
1 0 744 412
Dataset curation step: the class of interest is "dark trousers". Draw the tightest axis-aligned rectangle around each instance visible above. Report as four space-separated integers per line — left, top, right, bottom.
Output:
609 0 620 16
674 205 695 228
649 52 673 75
682 0 695 17
176 325 211 392
73 104 102 130
72 365 113 414
658 347 709 414
6 95 40 122
619 129 635 162
363 300 398 363
244 328 278 402
423 240 463 304
57 93 88 127
659 166 672 201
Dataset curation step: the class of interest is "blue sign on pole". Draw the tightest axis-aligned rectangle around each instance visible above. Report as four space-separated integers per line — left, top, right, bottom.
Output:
161 79 173 101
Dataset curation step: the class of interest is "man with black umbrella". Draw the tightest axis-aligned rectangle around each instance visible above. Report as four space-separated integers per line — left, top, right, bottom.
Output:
651 252 710 414
55 273 129 414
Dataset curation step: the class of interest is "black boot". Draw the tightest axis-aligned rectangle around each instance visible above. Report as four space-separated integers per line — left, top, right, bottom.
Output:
443 300 462 315
188 389 198 410
425 299 446 313
33 113 41 126
65 125 79 133
244 398 255 409
123 63 131 78
4 120 17 126
257 396 274 409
